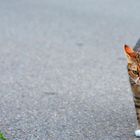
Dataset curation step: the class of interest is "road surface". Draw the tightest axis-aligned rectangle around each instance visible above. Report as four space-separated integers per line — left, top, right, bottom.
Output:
0 0 140 139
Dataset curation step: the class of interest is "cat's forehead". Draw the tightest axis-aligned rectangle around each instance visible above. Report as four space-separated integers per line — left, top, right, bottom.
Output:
136 52 140 62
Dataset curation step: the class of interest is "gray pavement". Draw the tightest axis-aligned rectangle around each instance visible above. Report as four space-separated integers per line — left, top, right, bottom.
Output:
0 0 140 139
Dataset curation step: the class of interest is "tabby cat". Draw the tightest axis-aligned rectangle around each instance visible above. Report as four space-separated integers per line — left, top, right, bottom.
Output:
124 42 140 137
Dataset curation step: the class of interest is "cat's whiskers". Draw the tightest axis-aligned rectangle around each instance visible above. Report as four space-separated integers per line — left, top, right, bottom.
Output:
135 77 139 84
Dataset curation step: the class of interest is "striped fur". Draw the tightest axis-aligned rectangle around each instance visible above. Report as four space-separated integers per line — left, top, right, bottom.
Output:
125 39 140 129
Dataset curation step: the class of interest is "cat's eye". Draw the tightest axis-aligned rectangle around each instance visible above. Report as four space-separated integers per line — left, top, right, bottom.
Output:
133 70 139 75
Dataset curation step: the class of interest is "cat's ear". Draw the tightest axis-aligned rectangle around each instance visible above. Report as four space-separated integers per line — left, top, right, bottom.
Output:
124 44 136 63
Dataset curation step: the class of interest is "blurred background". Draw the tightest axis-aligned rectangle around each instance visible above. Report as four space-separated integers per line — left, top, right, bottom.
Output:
0 0 140 139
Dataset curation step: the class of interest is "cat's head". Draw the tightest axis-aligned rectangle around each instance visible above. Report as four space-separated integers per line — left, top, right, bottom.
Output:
124 44 140 85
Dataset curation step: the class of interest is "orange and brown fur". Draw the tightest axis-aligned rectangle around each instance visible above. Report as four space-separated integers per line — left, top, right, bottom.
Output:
124 43 140 136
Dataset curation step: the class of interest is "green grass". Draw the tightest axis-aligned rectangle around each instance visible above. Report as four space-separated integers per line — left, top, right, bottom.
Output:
0 132 7 140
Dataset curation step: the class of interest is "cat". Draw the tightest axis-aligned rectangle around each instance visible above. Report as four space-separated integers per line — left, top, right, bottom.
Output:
124 40 140 137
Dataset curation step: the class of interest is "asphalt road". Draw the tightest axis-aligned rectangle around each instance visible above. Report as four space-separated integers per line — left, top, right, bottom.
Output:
0 0 140 139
